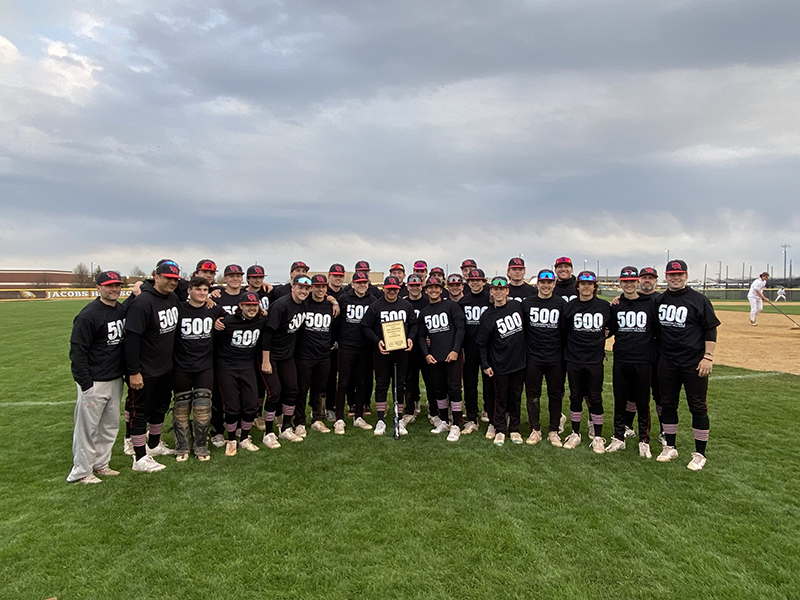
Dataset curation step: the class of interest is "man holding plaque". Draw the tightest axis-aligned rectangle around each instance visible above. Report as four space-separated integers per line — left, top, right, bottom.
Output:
361 276 418 436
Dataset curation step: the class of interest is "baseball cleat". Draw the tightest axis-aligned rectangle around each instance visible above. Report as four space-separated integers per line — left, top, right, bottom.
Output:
429 415 442 427
687 452 707 471
638 442 652 459
462 421 478 434
254 417 266 431
175 453 189 462
294 425 308 438
431 420 449 434
624 426 636 438
398 421 408 436
510 432 523 444
526 430 542 445
548 431 563 447
480 411 490 423
325 410 336 422
493 432 505 446
93 467 119 476
656 446 679 462
197 454 211 461
446 425 461 442
587 423 596 440
333 420 346 435
657 431 667 446
225 440 237 456
146 441 177 457
374 420 386 436
77 474 102 484
123 438 134 456
311 421 330 433
262 432 281 449
211 434 226 448
562 432 581 449
401 414 416 426
485 424 496 439
353 417 373 430
239 437 259 452
132 455 165 473
279 428 303 442
590 437 606 454
606 438 626 453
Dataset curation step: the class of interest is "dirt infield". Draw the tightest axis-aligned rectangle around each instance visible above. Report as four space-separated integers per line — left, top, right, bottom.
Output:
714 310 800 375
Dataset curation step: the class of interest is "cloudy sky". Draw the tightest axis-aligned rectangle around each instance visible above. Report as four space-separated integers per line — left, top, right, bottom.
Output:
1 0 798 281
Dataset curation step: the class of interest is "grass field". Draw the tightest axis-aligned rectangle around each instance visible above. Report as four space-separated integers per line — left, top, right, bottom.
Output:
1 300 799 600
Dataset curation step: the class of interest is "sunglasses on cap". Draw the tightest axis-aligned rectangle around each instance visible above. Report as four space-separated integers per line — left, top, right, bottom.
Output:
490 277 509 287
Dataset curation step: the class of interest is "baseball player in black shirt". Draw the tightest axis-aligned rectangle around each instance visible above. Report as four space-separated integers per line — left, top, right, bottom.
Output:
607 267 658 459
325 263 347 421
171 277 217 461
459 268 493 434
655 260 720 471
124 262 181 472
507 257 537 303
560 271 611 454
294 274 337 435
271 261 310 301
445 273 465 303
637 266 665 442
261 274 310 446
361 276 418 436
477 276 526 446
244 264 271 432
215 292 265 456
553 256 577 302
402 274 432 421
67 270 126 483
418 277 466 442
522 269 567 447
460 259 477 279
333 272 376 434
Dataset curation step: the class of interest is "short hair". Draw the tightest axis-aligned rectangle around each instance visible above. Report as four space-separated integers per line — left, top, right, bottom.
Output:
760 272 769 278
188 276 210 289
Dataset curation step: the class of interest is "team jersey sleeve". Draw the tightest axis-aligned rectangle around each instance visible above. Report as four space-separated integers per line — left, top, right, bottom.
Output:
69 311 95 390
361 305 380 345
701 296 721 341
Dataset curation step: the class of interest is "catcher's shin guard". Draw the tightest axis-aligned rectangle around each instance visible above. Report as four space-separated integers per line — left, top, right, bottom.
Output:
172 391 192 453
193 388 212 456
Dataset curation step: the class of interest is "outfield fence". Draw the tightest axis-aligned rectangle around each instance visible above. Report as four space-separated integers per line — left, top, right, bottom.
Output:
0 288 133 302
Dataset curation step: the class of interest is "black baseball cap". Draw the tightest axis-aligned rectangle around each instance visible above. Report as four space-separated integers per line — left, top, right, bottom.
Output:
424 276 444 288
156 263 181 278
311 274 328 285
96 270 122 285
430 267 445 277
291 261 309 272
239 292 260 305
508 257 525 268
329 263 346 275
460 259 477 269
383 276 401 289
224 264 244 276
352 271 370 283
246 265 265 277
413 260 427 270
447 274 464 284
195 259 217 272
577 270 598 282
406 274 423 285
156 258 178 268
355 260 370 271
293 274 312 286
619 266 639 281
665 260 688 274
554 256 573 267
639 267 658 278
490 276 509 288
466 268 486 280
390 263 405 272
537 269 556 281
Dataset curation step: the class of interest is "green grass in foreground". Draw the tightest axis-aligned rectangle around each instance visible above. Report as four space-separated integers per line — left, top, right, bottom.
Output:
1 300 799 600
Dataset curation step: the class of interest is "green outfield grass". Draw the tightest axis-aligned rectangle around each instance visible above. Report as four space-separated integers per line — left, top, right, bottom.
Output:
710 301 800 315
1 300 799 600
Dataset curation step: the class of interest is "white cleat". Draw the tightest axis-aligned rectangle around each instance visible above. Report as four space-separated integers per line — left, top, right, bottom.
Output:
606 438 626 453
590 436 606 454
510 432 523 444
526 430 542 445
446 425 461 442
429 415 442 427
132 455 165 473
94 467 119 476
225 440 237 456
311 421 330 434
431 420 450 434
558 413 567 434
254 416 266 431
587 423 595 440
333 420 346 435
480 411 490 423
656 446 679 462
401 414 416 426
77 474 102 484
493 432 505 446
123 438 134 456
146 441 177 456
485 424 496 439
353 417 373 430
211 434 226 448
294 425 307 438
325 410 336 422
548 431 563 447
176 453 189 462
624 426 636 438
639 442 652 459
462 421 479 434
562 432 581 450
279 428 303 442
374 420 386 436
398 421 408 436
687 452 707 471
275 415 283 429
239 437 259 452
657 431 667 446
262 432 281 449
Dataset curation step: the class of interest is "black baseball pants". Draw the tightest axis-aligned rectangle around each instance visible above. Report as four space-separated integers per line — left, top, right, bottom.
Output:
492 368 525 434
295 357 331 426
612 361 651 443
525 358 565 432
463 352 494 423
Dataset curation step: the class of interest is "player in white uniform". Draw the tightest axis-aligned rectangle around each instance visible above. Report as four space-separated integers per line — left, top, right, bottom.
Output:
776 286 787 302
747 272 769 326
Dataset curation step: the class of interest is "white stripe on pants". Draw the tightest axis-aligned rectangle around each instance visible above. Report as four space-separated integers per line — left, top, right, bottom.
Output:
67 378 123 482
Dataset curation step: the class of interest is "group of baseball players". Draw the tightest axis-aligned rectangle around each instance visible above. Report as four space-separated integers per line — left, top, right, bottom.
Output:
67 255 720 483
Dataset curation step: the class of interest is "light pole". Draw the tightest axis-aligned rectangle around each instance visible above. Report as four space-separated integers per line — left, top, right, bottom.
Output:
665 249 669 264
782 244 792 280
